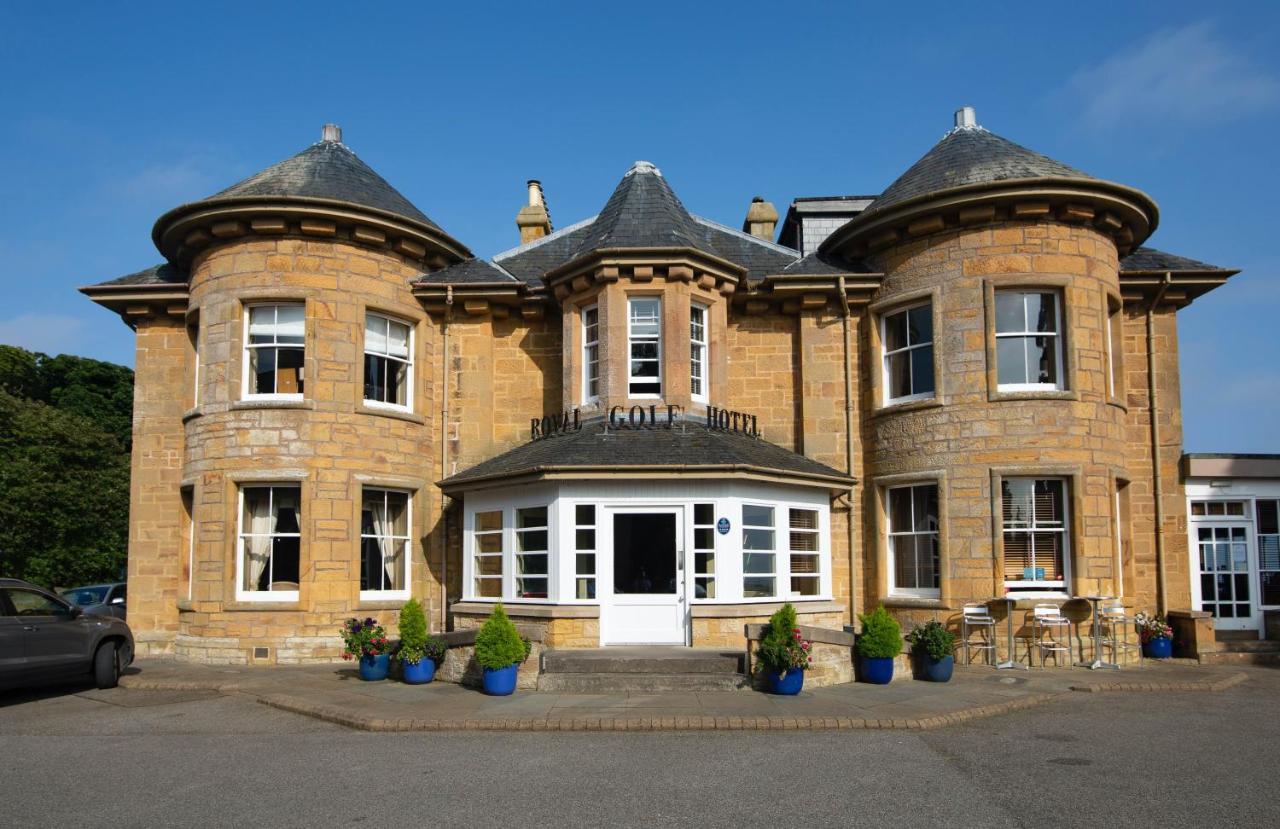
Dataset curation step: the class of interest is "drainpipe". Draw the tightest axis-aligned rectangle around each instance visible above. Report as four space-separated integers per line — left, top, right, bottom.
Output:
440 285 453 631
837 276 858 629
1147 273 1172 615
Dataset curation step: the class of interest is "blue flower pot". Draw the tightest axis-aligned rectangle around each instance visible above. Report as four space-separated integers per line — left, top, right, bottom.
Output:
766 668 805 695
359 653 391 681
1143 637 1173 659
482 663 519 696
402 658 436 684
917 653 954 682
860 656 894 685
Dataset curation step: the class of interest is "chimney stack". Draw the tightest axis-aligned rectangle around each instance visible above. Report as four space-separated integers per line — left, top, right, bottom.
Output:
516 179 552 244
321 123 343 143
742 196 779 241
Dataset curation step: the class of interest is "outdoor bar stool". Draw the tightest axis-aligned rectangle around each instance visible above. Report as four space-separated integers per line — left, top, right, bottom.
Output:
1099 603 1143 667
961 603 998 666
1031 604 1072 668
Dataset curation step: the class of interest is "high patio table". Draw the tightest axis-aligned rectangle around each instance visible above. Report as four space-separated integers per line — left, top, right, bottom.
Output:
988 596 1027 670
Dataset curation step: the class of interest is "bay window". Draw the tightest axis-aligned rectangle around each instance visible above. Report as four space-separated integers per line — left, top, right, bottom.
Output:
360 488 410 596
628 297 662 397
789 508 821 596
887 483 940 596
515 506 549 598
244 304 304 398
582 305 600 403
363 313 413 409
742 504 776 598
883 302 934 403
237 485 301 598
472 510 503 598
693 503 715 599
575 504 597 599
995 291 1063 390
1002 477 1069 593
690 304 708 402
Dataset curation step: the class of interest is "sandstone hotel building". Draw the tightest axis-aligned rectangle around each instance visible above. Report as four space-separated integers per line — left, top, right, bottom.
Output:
82 108 1238 664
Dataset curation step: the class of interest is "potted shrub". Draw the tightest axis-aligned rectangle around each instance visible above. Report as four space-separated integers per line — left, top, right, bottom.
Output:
907 619 956 682
340 617 392 681
856 605 903 684
755 602 812 695
474 603 531 695
1135 612 1174 659
396 598 445 684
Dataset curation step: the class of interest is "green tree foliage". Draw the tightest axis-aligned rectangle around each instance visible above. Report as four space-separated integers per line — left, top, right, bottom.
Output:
855 605 904 659
474 603 529 670
0 345 132 587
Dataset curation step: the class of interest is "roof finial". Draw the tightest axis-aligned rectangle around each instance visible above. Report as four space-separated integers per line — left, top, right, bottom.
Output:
321 123 342 144
626 160 662 177
953 106 978 130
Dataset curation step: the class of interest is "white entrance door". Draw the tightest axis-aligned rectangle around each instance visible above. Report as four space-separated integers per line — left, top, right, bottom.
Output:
600 507 688 645
1194 523 1257 631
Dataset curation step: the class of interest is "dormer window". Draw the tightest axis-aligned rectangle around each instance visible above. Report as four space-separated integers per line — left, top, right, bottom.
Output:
628 297 662 397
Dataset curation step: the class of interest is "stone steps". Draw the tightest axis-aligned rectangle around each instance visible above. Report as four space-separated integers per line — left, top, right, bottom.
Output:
1200 639 1280 665
537 647 750 693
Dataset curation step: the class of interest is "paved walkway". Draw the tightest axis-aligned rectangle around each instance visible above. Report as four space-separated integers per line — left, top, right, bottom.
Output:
119 659 1248 731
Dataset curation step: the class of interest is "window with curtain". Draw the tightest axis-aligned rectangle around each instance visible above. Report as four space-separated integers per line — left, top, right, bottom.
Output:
693 503 715 599
1002 478 1069 592
575 504 597 600
882 302 934 403
244 304 305 397
582 306 599 403
515 506 549 598
789 508 821 596
473 511 504 598
887 484 940 596
238 485 301 596
995 291 1063 390
690 304 708 401
742 504 776 598
360 488 410 595
364 313 412 409
628 297 661 397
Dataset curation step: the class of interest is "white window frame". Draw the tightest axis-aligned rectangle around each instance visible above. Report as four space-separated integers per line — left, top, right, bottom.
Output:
788 507 822 598
235 484 301 602
362 312 414 412
1002 477 1071 595
995 291 1064 392
881 301 935 405
886 483 941 598
242 303 305 400
581 305 600 404
741 503 777 599
574 504 597 600
514 506 550 599
628 297 662 398
359 487 412 600
471 509 504 600
692 502 716 601
690 303 709 403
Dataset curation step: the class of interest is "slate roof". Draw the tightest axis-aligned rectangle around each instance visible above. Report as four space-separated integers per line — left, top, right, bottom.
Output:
570 162 705 254
440 417 853 488
780 251 871 276
867 125 1096 215
90 263 188 287
493 216 599 288
198 138 445 232
416 258 518 285
1119 246 1233 273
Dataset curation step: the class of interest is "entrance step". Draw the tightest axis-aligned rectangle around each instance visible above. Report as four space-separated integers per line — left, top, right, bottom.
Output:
538 647 750 693
1214 630 1261 643
1201 639 1280 665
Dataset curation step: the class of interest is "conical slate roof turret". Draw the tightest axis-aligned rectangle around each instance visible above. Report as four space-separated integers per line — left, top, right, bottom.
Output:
572 161 704 255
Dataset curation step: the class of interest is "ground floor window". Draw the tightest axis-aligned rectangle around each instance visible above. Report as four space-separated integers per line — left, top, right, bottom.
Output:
1258 500 1280 606
515 507 549 598
789 508 820 596
360 488 410 596
742 504 776 598
575 505 597 599
238 485 301 598
693 503 715 599
473 510 503 598
1001 477 1069 594
887 483 940 597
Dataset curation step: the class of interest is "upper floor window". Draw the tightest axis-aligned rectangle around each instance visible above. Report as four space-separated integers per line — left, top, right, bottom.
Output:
1106 298 1124 399
887 483 940 597
628 297 662 397
690 304 708 402
883 302 934 403
582 306 600 403
244 304 305 398
1002 477 1069 594
360 488 410 596
364 313 412 410
238 484 301 599
995 291 1063 390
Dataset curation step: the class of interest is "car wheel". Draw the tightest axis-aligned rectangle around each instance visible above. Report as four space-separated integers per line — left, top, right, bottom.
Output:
93 641 121 689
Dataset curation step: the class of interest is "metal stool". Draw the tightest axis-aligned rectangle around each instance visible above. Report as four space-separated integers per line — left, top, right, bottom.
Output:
1099 603 1142 667
1031 604 1072 668
961 603 997 666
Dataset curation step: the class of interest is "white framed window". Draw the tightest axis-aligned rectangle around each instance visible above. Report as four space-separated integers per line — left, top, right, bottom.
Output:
575 504 597 600
882 302 934 404
1257 500 1280 607
628 297 662 397
363 313 413 410
995 291 1064 390
887 484 940 597
690 304 708 402
472 510 504 598
237 485 301 600
515 506 549 599
789 508 821 597
1002 477 1070 594
360 488 410 597
742 504 776 598
582 306 600 403
693 503 716 599
243 304 305 398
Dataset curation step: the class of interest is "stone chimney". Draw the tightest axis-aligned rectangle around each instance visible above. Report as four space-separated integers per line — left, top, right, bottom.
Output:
516 179 552 244
742 196 779 241
321 123 342 143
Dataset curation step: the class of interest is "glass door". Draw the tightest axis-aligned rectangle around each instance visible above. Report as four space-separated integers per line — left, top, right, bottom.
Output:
1196 524 1256 631
600 507 688 645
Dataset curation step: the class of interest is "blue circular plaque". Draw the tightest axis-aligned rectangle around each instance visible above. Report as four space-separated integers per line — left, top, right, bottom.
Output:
716 517 730 535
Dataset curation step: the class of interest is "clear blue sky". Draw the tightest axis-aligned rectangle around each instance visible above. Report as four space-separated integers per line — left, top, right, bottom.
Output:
1 1 1276 451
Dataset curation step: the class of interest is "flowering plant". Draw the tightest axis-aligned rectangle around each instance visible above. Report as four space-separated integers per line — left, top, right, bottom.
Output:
756 602 813 674
1133 612 1173 644
340 617 391 660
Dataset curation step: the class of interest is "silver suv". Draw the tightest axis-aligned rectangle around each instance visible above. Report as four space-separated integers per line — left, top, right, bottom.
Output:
0 578 135 690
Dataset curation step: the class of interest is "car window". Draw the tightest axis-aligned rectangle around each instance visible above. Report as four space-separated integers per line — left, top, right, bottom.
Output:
61 586 110 605
5 589 70 616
